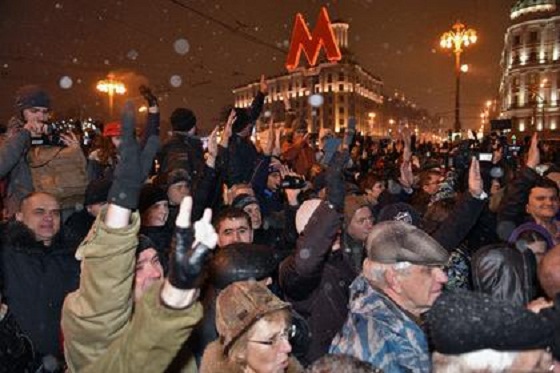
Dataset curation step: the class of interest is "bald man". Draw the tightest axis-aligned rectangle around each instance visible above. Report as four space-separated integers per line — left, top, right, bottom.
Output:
1 192 79 370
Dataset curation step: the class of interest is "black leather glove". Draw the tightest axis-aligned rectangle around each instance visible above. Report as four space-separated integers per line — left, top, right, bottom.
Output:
139 85 158 107
107 102 159 210
168 202 217 290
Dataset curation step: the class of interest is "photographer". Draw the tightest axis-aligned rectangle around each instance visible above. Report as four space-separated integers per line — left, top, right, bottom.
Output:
0 85 87 218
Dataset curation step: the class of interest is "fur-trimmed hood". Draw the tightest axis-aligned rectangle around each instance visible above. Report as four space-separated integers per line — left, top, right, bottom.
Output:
200 340 303 373
2 220 66 254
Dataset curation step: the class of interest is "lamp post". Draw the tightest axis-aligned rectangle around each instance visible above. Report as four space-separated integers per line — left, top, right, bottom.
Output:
440 21 477 133
96 78 126 117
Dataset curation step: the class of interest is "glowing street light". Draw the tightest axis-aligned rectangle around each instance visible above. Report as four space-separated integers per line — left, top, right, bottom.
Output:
96 78 126 117
440 21 477 132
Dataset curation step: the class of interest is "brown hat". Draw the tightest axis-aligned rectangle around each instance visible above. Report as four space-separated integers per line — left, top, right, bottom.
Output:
366 220 449 266
344 195 370 225
216 281 291 352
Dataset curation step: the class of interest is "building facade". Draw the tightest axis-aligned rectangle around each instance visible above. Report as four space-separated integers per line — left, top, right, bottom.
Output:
499 0 560 133
232 21 386 136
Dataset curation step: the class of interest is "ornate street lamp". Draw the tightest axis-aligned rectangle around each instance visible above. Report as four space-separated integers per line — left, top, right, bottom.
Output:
440 21 477 132
96 78 126 117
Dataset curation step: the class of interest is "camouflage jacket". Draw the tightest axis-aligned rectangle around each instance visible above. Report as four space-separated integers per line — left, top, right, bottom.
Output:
329 275 430 373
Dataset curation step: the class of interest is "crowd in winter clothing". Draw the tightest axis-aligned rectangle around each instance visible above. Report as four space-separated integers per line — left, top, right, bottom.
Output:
2 80 560 373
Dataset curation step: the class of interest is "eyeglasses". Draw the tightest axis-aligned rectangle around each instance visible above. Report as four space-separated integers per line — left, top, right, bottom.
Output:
248 325 295 347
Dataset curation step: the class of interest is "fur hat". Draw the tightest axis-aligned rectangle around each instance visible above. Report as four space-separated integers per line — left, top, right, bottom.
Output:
344 195 370 226
138 184 167 214
296 199 323 234
427 290 554 355
15 85 51 112
366 220 448 266
155 168 192 191
84 178 112 206
170 108 197 132
216 281 291 353
210 243 283 289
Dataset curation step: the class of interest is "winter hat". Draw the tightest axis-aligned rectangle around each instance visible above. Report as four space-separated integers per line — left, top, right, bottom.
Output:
138 184 168 214
103 121 121 137
377 203 422 228
136 234 156 257
344 195 370 226
427 290 554 355
231 194 259 211
366 220 449 266
210 243 283 289
312 171 328 192
15 85 51 112
84 178 112 206
155 168 192 191
296 199 323 234
508 222 554 251
231 108 251 134
170 108 197 132
216 281 291 352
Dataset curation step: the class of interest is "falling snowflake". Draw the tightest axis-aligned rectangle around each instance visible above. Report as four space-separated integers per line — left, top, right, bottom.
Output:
72 57 78 64
104 59 110 65
2 63 8 68
170 75 182 87
308 94 324 108
263 110 272 118
59 76 73 89
55 3 63 9
126 49 139 60
174 38 190 55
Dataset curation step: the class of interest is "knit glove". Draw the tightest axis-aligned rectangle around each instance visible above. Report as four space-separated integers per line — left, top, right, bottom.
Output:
168 197 218 290
107 101 159 210
326 150 348 212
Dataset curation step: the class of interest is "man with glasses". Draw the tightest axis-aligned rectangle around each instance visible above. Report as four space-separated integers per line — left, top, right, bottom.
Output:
0 85 88 218
330 220 449 373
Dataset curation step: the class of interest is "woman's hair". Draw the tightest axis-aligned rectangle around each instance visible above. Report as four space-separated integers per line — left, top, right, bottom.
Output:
89 134 116 166
359 172 384 192
228 309 291 366
423 198 457 234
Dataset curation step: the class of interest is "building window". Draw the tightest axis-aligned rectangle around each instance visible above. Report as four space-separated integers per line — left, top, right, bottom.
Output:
339 84 344 92
339 118 344 126
339 72 345 81
339 95 344 102
339 107 344 114
327 74 332 83
513 34 521 46
529 31 539 44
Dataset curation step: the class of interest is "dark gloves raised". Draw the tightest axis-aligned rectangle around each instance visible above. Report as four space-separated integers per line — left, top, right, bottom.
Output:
107 102 159 210
139 85 158 107
167 198 217 290
326 151 349 211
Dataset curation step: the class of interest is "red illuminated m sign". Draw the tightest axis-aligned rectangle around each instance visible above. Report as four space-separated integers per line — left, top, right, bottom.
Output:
285 7 342 71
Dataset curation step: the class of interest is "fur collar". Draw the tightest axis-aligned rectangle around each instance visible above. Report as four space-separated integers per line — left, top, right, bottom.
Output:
2 220 65 254
200 340 303 373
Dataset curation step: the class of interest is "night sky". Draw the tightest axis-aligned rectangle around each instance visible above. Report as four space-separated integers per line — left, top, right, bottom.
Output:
0 0 514 132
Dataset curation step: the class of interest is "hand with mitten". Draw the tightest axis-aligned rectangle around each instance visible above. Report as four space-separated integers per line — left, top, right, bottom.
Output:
107 101 159 210
326 151 349 212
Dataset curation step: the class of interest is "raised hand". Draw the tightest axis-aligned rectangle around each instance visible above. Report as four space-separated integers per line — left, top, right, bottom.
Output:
107 101 159 210
139 85 158 107
168 197 217 290
259 74 268 95
220 109 235 148
468 157 484 198
526 132 540 170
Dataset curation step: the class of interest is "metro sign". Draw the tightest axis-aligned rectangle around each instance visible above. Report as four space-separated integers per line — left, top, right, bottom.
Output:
285 7 342 71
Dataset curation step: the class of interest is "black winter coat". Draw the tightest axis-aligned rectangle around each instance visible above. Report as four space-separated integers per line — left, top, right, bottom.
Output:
0 222 79 358
279 202 356 365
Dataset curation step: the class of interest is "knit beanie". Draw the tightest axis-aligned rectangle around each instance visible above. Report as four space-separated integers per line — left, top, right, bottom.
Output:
136 234 156 257
170 108 197 132
296 199 323 234
231 194 260 211
84 178 112 206
15 85 51 112
138 184 168 214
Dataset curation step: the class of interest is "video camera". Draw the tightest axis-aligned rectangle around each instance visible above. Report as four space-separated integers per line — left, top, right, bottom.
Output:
31 121 77 147
280 175 307 189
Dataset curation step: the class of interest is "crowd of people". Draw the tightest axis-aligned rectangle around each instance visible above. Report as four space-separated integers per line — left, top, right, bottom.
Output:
2 79 560 372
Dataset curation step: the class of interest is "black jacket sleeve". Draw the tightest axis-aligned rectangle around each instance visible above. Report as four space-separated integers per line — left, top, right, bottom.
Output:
279 202 342 300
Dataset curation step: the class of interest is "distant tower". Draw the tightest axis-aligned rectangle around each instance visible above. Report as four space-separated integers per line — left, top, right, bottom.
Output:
498 0 560 132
